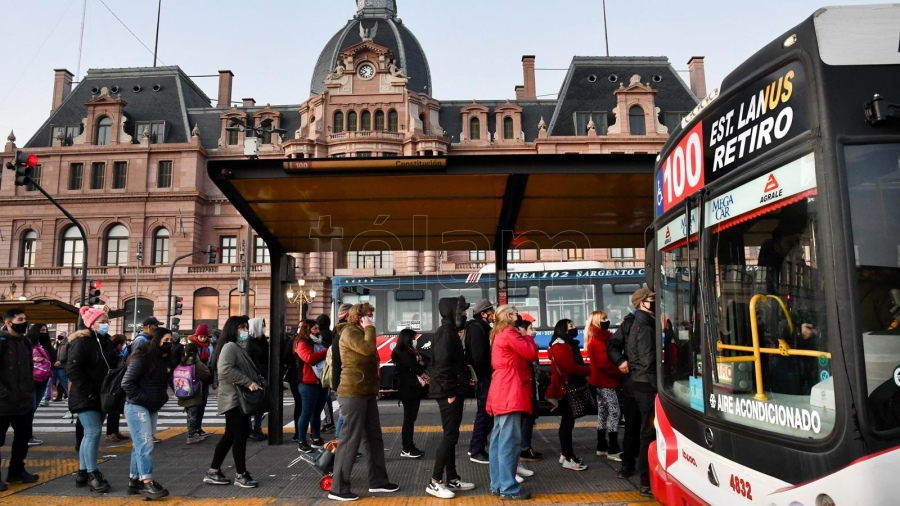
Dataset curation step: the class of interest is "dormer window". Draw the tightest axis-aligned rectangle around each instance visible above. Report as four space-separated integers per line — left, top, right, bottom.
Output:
470 118 481 140
136 121 167 143
227 119 240 145
51 124 82 146
259 119 274 144
96 117 112 145
629 105 646 135
503 117 514 140
574 112 608 135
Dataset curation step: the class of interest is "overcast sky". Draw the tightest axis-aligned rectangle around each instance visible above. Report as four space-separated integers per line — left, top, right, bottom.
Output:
1 0 880 143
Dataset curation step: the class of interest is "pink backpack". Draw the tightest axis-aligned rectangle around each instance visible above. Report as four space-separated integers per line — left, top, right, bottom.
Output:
32 345 51 383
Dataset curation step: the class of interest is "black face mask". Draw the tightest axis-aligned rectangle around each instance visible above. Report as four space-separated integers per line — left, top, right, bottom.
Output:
646 301 656 313
566 328 579 339
10 322 27 334
160 343 173 356
600 321 611 331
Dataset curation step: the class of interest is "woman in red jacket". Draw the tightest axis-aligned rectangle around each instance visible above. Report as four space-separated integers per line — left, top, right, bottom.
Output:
294 320 329 453
586 310 622 460
486 305 538 500
545 319 592 471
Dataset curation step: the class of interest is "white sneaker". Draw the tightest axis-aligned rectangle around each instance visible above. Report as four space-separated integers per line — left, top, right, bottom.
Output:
607 452 623 462
516 464 534 477
558 453 565 464
446 479 475 491
562 458 588 471
426 480 455 499
515 474 524 483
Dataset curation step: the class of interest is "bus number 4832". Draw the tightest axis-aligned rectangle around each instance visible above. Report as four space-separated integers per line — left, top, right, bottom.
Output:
729 474 753 500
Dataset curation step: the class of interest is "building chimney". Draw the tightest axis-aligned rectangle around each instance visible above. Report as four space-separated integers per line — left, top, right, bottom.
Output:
521 56 536 100
242 98 256 108
51 69 74 114
515 85 525 100
687 56 707 99
217 70 233 108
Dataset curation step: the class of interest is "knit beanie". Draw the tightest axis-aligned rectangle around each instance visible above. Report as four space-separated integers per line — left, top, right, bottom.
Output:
80 305 108 329
194 323 209 337
337 303 353 319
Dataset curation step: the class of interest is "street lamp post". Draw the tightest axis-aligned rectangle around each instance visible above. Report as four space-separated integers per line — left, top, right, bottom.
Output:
286 279 316 321
133 242 142 336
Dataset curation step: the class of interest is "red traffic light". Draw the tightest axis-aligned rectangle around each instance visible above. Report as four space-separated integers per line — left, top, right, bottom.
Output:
26 154 38 167
90 280 102 289
13 151 38 167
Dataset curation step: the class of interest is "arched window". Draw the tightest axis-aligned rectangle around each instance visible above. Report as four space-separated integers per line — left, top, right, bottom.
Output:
259 119 273 144
470 118 481 140
388 110 399 132
333 111 344 133
347 111 358 132
227 119 240 145
19 230 37 268
374 110 385 131
629 105 646 135
153 228 170 265
419 113 426 132
193 287 219 333
503 117 514 139
229 288 256 317
123 297 154 335
60 226 84 267
105 224 129 266
96 117 112 146
361 111 372 131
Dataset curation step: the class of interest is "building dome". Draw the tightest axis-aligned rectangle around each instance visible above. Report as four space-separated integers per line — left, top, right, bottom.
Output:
310 1 432 96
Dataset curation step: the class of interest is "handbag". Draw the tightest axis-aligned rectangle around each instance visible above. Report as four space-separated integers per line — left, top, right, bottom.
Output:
551 344 597 419
237 377 269 416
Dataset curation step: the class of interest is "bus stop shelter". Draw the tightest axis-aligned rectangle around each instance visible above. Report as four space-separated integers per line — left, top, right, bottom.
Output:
207 153 656 443
0 299 80 324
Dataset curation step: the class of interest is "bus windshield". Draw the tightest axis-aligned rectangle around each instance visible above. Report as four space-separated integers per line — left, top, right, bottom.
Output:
846 143 900 432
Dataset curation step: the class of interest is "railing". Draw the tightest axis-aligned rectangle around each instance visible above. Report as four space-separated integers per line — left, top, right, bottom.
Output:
328 130 404 142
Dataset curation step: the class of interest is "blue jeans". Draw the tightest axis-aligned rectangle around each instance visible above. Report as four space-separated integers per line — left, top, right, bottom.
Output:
77 410 103 472
124 402 158 480
297 383 327 442
32 381 48 413
49 369 68 400
489 413 523 496
335 404 344 438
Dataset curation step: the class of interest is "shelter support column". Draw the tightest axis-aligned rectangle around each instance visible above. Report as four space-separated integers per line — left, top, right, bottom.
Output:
267 249 292 445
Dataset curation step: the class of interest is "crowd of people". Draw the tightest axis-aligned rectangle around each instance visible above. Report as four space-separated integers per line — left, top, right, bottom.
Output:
0 285 660 500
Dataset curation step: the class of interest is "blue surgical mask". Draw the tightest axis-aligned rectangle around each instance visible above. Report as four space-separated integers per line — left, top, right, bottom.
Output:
238 330 249 341
98 323 109 335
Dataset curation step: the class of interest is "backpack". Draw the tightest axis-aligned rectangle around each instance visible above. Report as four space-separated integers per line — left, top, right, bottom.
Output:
101 364 127 413
172 363 200 399
32 345 52 383
321 345 334 391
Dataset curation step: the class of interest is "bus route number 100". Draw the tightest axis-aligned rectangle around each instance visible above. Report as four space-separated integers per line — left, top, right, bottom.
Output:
661 121 705 213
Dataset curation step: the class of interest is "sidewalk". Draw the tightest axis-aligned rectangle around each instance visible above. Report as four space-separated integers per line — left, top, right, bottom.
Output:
2 412 659 505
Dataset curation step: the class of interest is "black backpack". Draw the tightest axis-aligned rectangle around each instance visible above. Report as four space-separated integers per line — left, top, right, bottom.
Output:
101 364 127 413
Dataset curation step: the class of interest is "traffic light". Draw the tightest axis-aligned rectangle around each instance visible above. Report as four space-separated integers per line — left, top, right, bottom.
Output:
7 151 39 186
87 280 102 306
172 295 184 315
171 317 181 332
207 245 219 264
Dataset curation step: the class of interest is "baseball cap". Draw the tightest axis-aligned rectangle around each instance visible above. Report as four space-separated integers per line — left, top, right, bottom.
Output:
142 316 162 327
631 288 655 307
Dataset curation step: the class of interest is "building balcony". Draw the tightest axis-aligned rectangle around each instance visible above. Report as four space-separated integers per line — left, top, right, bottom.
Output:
328 130 404 142
0 264 271 284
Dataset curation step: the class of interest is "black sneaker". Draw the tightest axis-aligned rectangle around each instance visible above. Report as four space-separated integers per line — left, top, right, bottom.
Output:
248 431 266 442
0 480 6 492
639 485 653 497
469 450 489 464
400 448 425 458
501 491 532 500
203 469 230 485
88 470 110 493
617 466 635 479
327 491 360 501
310 438 326 447
321 423 336 433
519 447 542 462
75 469 89 488
291 433 299 442
141 480 170 499
234 472 258 488
368 482 400 493
7 469 39 483
298 441 314 453
127 477 142 495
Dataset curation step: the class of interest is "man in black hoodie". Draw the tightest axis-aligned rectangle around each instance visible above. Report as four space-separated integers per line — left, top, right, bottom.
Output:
625 288 657 498
465 298 494 464
0 308 39 489
606 308 640 479
426 296 476 499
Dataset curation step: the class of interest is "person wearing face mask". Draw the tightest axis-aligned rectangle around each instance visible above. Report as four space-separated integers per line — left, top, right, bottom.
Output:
513 313 543 462
30 324 56 410
294 318 327 453
105 334 130 443
625 287 657 498
546 318 591 471
425 296 474 500
0 308 40 489
245 318 269 442
67 305 117 493
184 324 213 444
27 323 53 420
52 331 70 403
585 310 622 461
121 327 174 499
464 298 494 465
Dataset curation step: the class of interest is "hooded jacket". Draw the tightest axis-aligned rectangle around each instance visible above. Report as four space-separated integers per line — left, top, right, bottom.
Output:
607 312 636 396
545 333 591 403
245 318 269 379
122 352 170 413
391 344 426 400
0 328 36 416
464 315 492 381
331 319 347 391
316 314 333 348
336 323 379 398
626 309 657 389
66 329 117 413
428 297 470 399
486 326 538 417
586 326 622 389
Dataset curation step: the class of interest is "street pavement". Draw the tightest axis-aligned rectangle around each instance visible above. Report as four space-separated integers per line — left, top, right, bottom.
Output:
4 395 660 505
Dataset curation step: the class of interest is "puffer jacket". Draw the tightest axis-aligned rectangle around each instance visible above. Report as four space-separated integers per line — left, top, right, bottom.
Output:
428 297 469 399
66 329 117 413
486 326 538 417
336 323 378 398
392 345 426 400
0 328 36 416
545 335 591 402
626 309 657 389
216 341 263 415
587 327 622 389
295 338 327 385
122 353 170 413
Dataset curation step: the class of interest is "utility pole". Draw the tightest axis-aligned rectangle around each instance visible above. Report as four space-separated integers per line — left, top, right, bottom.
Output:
133 241 142 337
166 245 214 328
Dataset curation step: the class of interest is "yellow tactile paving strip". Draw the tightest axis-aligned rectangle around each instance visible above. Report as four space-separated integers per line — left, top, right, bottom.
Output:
196 421 598 435
0 457 82 501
